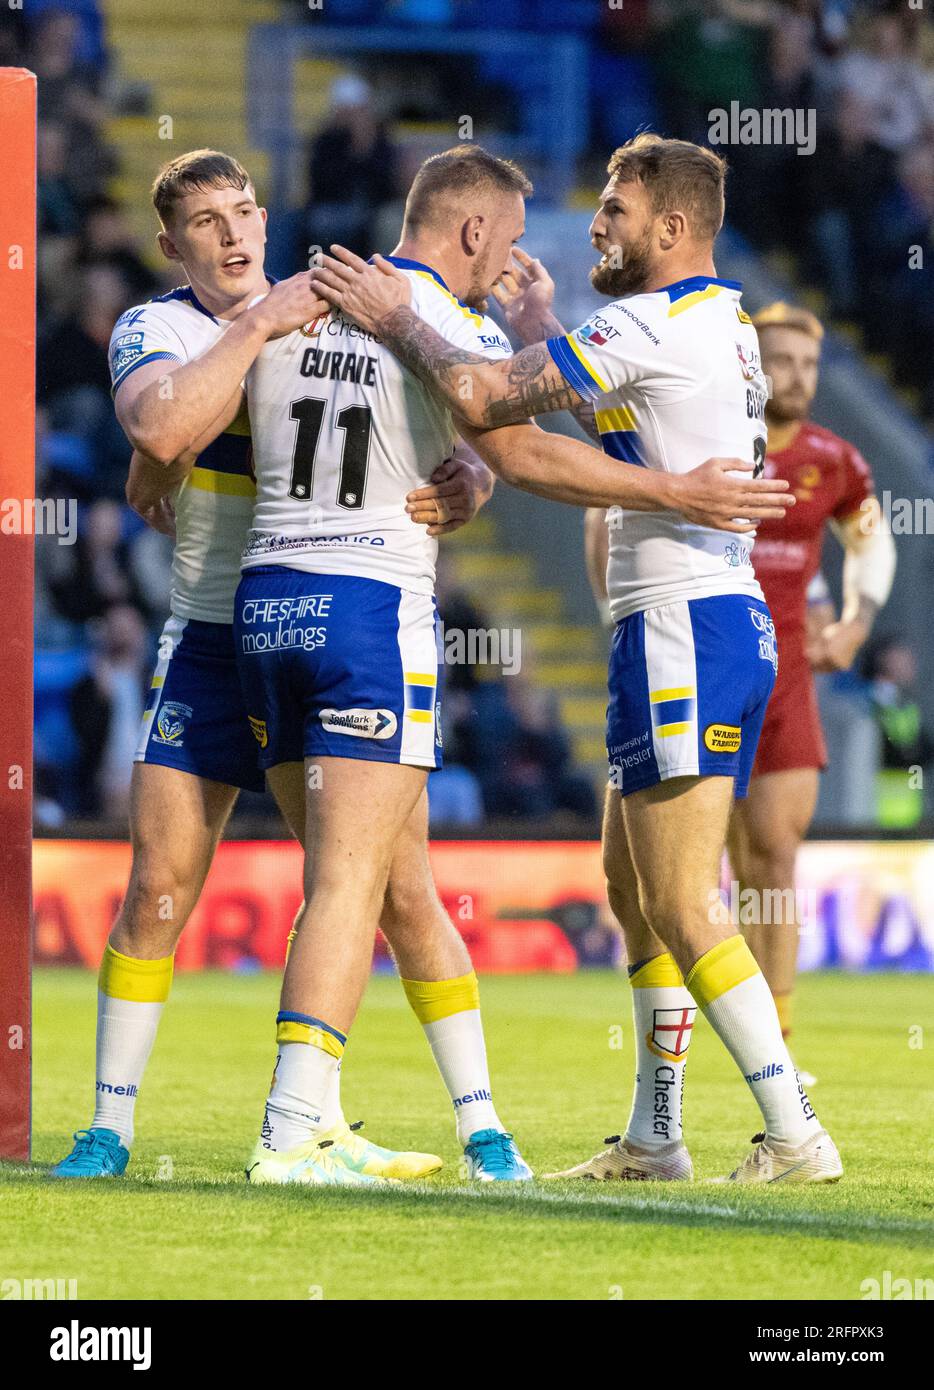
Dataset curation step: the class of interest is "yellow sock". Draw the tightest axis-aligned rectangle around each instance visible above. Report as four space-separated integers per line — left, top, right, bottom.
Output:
401 970 479 1024
685 935 817 1144
99 943 174 1003
93 944 174 1146
263 1011 347 1149
401 971 500 1142
684 934 760 1007
626 952 696 1147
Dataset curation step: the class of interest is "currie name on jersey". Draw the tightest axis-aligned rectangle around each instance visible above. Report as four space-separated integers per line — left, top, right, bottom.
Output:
299 347 378 386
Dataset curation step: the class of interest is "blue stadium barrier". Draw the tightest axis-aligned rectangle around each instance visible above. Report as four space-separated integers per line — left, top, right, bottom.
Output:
246 22 587 206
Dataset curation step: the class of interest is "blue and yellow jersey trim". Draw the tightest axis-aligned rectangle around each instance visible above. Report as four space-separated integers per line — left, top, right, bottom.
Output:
662 275 743 318
546 334 607 402
184 426 255 498
595 405 645 466
382 256 483 325
667 285 724 318
111 349 181 396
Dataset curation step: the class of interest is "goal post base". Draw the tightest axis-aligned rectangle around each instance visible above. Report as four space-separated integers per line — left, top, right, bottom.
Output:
0 67 37 1162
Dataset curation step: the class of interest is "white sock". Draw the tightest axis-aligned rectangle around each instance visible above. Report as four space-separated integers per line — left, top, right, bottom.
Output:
261 1017 345 1151
423 1010 504 1144
686 936 818 1146
92 993 164 1148
401 972 503 1145
624 955 696 1149
92 945 175 1148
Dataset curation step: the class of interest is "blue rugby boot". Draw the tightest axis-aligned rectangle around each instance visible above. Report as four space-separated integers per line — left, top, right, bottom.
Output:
463 1128 533 1182
49 1129 130 1179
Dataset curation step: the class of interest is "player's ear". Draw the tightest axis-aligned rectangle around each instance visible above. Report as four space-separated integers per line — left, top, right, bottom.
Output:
659 210 687 251
461 213 483 257
157 229 182 264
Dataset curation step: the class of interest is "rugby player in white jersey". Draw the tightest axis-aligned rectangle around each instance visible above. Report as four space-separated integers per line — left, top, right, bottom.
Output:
205 143 796 1188
50 149 510 1184
310 134 842 1184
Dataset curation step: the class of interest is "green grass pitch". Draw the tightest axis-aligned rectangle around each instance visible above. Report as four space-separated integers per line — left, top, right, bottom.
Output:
2 967 932 1301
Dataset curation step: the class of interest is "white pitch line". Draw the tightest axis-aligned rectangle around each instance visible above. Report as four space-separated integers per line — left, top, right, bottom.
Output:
14 1166 931 1241
389 1181 934 1240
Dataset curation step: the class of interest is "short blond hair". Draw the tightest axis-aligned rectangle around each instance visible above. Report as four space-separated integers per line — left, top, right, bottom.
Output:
403 145 532 234
752 302 825 341
607 133 726 241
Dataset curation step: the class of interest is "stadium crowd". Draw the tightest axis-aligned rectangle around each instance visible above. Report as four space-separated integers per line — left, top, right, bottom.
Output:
14 0 932 828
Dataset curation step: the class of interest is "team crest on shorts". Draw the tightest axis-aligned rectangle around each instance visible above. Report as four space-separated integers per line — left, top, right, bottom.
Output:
248 715 268 748
647 1006 696 1060
154 701 193 746
704 723 741 753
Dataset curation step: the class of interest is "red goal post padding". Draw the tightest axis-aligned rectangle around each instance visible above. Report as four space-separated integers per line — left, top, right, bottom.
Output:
0 68 36 1161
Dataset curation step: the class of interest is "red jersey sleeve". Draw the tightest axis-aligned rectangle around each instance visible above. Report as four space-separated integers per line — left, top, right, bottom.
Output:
833 442 874 521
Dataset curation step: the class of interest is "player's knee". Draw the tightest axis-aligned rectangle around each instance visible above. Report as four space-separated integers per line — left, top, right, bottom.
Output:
635 877 705 944
307 855 393 919
380 874 439 944
745 837 798 889
119 851 195 949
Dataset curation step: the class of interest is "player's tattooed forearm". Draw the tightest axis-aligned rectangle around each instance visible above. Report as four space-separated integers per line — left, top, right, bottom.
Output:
376 308 580 426
377 306 489 389
480 345 581 426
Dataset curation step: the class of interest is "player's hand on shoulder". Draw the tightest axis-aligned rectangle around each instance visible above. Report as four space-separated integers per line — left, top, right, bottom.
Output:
492 248 555 344
309 246 411 333
668 457 795 533
250 272 330 340
405 454 493 536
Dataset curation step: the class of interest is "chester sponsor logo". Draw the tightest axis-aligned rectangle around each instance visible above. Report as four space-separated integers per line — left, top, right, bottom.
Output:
704 723 741 753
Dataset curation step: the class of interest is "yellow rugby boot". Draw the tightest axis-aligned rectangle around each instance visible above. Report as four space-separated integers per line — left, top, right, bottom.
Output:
316 1120 443 1179
245 1134 391 1187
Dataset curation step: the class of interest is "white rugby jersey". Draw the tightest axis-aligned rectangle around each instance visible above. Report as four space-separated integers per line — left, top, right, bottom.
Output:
109 287 257 625
241 257 512 593
547 276 769 622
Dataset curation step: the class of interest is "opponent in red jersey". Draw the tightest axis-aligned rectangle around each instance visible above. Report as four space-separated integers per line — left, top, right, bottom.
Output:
727 303 896 1067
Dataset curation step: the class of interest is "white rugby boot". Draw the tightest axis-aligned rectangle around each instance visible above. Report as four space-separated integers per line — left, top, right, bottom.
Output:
542 1134 693 1181
718 1128 843 1184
